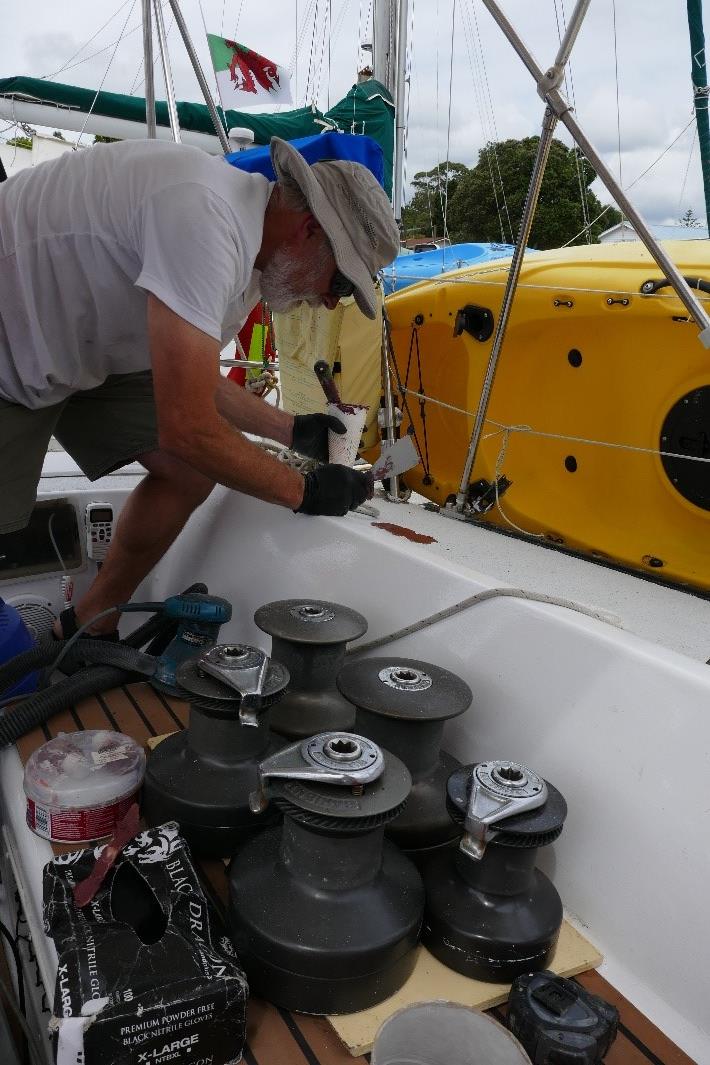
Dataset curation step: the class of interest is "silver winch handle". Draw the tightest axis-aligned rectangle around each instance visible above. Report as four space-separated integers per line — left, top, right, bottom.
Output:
199 644 269 727
461 760 548 861
249 732 385 814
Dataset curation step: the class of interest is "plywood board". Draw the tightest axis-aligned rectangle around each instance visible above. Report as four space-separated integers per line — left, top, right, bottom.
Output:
328 920 602 1057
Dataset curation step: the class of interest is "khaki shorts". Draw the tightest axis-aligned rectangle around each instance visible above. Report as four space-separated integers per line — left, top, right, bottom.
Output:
0 372 158 534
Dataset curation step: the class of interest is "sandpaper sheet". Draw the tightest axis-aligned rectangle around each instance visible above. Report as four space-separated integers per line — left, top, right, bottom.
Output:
328 921 603 1057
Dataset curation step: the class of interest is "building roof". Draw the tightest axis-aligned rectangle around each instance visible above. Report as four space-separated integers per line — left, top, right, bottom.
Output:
600 220 709 241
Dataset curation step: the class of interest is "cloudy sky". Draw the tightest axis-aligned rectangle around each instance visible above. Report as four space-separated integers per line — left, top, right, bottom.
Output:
1 0 706 228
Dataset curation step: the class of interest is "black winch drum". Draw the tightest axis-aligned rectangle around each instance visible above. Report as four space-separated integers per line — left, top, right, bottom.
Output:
142 645 289 858
422 761 566 982
228 732 424 1014
337 656 472 866
254 599 367 738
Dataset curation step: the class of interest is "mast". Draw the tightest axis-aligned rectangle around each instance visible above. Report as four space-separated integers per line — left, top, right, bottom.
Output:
687 0 710 225
393 0 409 222
373 0 408 220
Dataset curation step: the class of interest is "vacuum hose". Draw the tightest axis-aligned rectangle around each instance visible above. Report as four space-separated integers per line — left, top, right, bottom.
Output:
0 639 156 695
0 666 139 748
0 581 214 747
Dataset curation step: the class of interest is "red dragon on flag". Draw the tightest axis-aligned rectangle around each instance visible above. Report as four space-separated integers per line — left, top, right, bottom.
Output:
225 40 282 96
207 33 292 106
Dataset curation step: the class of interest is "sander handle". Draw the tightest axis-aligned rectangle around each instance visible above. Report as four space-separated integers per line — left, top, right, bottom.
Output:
313 360 342 406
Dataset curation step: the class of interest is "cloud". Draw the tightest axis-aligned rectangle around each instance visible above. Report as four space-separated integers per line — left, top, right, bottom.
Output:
3 0 709 228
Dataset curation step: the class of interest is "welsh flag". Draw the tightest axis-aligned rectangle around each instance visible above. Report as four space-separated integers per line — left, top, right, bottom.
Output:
207 34 292 107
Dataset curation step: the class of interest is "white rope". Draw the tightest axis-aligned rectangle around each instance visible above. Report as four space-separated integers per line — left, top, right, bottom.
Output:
488 422 545 537
397 385 710 466
347 585 622 657
421 273 710 299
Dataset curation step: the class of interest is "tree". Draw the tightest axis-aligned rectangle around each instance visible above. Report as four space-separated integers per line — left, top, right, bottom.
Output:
52 130 66 140
401 161 469 239
447 137 622 249
678 207 703 228
93 134 121 144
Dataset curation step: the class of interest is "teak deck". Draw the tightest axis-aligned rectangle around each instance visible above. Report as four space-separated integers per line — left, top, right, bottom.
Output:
13 682 695 1065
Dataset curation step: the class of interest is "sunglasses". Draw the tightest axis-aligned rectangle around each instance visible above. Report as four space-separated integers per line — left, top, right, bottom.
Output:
329 268 356 299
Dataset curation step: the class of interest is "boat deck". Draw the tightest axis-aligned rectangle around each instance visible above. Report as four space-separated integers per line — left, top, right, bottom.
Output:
7 681 695 1064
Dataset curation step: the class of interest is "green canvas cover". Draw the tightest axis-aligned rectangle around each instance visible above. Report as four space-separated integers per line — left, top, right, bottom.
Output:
0 75 326 142
324 79 394 196
0 74 395 193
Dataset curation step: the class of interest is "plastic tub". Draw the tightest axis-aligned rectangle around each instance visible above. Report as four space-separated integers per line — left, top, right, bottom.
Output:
24 730 146 843
327 402 369 467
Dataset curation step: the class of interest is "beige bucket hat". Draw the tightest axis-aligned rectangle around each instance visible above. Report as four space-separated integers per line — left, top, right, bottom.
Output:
270 136 400 319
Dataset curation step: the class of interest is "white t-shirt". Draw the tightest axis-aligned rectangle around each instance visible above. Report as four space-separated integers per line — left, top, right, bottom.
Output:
0 139 270 408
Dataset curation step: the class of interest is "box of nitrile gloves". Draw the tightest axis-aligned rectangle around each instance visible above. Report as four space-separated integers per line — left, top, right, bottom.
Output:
44 822 247 1065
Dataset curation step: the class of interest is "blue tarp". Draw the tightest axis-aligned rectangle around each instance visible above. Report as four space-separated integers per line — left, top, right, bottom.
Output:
225 131 385 188
383 242 522 295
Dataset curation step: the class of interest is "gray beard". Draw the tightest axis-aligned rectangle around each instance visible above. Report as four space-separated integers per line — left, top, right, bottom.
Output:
260 242 330 312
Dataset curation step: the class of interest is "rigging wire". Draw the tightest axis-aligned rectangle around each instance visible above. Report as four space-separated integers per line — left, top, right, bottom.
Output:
356 0 365 73
401 0 415 218
42 0 135 80
553 0 592 242
75 0 139 148
468 0 515 243
611 0 624 219
562 115 697 246
331 0 353 53
313 0 331 109
39 2 171 83
129 10 175 97
434 0 442 235
303 0 321 103
678 125 698 216
458 0 508 242
442 0 457 248
290 0 318 80
355 0 374 74
232 0 247 42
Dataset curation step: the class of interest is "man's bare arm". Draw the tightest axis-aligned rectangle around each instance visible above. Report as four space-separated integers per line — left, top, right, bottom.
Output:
214 374 294 444
148 295 304 509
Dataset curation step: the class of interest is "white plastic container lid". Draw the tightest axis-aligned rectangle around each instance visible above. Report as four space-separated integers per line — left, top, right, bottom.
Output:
24 730 146 809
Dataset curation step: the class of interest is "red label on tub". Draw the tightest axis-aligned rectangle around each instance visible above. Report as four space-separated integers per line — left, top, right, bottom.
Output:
26 791 139 843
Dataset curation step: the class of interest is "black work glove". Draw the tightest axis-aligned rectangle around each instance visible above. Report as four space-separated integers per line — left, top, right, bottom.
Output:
291 413 347 462
296 465 373 516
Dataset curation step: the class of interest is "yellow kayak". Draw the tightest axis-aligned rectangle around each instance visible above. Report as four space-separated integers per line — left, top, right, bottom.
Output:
384 239 710 591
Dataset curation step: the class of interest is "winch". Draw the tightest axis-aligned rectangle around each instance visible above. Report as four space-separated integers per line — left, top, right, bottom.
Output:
422 760 567 981
253 599 368 738
336 657 472 865
142 643 289 858
228 731 424 1014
